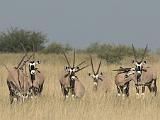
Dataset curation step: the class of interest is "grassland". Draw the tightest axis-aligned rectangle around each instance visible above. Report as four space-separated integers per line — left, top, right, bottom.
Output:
0 53 160 120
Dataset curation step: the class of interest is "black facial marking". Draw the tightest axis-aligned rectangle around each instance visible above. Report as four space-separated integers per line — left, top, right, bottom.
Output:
30 65 35 70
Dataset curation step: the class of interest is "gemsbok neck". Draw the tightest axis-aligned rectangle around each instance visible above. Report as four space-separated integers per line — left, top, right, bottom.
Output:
30 74 35 81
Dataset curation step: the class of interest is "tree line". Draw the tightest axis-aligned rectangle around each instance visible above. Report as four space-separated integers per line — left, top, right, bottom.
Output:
0 27 152 63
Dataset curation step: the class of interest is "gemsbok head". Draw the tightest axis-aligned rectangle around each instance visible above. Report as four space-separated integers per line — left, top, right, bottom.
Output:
88 56 103 91
132 44 148 77
59 49 88 99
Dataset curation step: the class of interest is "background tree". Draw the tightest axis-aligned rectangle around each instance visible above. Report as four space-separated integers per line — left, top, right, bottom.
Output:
0 27 47 52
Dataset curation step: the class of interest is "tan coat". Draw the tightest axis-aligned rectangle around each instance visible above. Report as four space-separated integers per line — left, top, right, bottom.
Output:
115 72 135 86
31 70 45 93
134 67 157 85
6 67 32 103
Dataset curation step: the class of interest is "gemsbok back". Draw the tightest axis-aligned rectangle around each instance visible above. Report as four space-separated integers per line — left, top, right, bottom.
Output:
113 67 136 97
59 50 88 99
132 44 157 97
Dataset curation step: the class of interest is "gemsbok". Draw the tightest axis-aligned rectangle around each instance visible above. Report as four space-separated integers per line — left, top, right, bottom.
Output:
6 51 33 104
132 44 157 97
27 59 45 97
59 50 88 99
25 44 45 97
88 56 109 92
113 67 136 97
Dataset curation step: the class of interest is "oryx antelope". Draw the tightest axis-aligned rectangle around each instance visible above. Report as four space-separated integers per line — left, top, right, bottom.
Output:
114 67 136 97
27 60 45 96
6 43 45 104
6 51 33 104
132 44 157 97
88 56 108 92
26 44 45 97
59 50 88 99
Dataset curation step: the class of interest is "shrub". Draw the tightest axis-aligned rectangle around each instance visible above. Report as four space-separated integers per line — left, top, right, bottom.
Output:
86 42 150 64
42 42 72 54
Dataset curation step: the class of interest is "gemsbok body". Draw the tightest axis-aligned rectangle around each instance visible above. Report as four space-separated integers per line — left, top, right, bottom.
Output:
6 52 32 104
28 60 45 96
114 67 136 97
25 44 45 97
6 43 45 104
59 50 88 99
132 44 157 97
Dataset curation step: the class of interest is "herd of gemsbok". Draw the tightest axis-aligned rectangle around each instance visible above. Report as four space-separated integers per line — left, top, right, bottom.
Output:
3 43 157 104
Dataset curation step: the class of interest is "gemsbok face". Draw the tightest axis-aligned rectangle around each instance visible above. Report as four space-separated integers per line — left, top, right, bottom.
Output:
88 56 103 91
28 61 40 75
132 44 148 77
59 50 88 99
131 44 157 97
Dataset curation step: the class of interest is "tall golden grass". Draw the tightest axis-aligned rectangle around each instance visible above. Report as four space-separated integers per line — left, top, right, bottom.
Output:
0 53 159 120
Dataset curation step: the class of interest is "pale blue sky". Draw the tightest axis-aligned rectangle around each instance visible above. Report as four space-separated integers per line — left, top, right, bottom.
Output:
0 0 160 50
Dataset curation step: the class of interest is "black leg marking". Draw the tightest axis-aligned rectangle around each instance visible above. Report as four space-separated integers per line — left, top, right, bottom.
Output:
117 86 121 96
142 86 145 94
70 79 75 96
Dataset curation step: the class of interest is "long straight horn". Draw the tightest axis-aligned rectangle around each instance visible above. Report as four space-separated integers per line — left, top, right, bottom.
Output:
73 49 75 68
76 65 90 73
76 61 86 67
27 53 34 61
20 43 27 55
62 50 71 67
132 44 137 61
20 53 34 68
32 42 35 61
141 44 148 62
17 43 27 68
90 55 95 74
17 54 27 69
96 59 102 74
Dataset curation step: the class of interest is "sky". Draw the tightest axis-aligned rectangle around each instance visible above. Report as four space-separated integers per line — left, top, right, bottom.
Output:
0 0 160 51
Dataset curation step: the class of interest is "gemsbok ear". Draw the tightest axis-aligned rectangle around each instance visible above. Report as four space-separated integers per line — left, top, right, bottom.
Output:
65 66 69 71
144 61 147 64
76 66 80 70
36 61 40 64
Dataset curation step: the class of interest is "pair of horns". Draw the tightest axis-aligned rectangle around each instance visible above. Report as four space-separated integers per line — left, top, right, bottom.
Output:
113 67 132 72
17 42 36 69
63 49 77 68
62 49 88 72
132 44 148 62
90 55 102 75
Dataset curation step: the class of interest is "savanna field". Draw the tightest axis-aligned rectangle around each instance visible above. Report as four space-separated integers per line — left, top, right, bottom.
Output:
0 53 160 120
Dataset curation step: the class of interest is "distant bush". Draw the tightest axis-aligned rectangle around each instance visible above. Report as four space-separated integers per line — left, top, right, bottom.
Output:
42 42 72 54
156 48 160 55
86 42 150 64
0 27 47 52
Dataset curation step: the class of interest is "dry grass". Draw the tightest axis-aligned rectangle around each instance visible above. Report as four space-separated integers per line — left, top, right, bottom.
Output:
0 53 160 120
